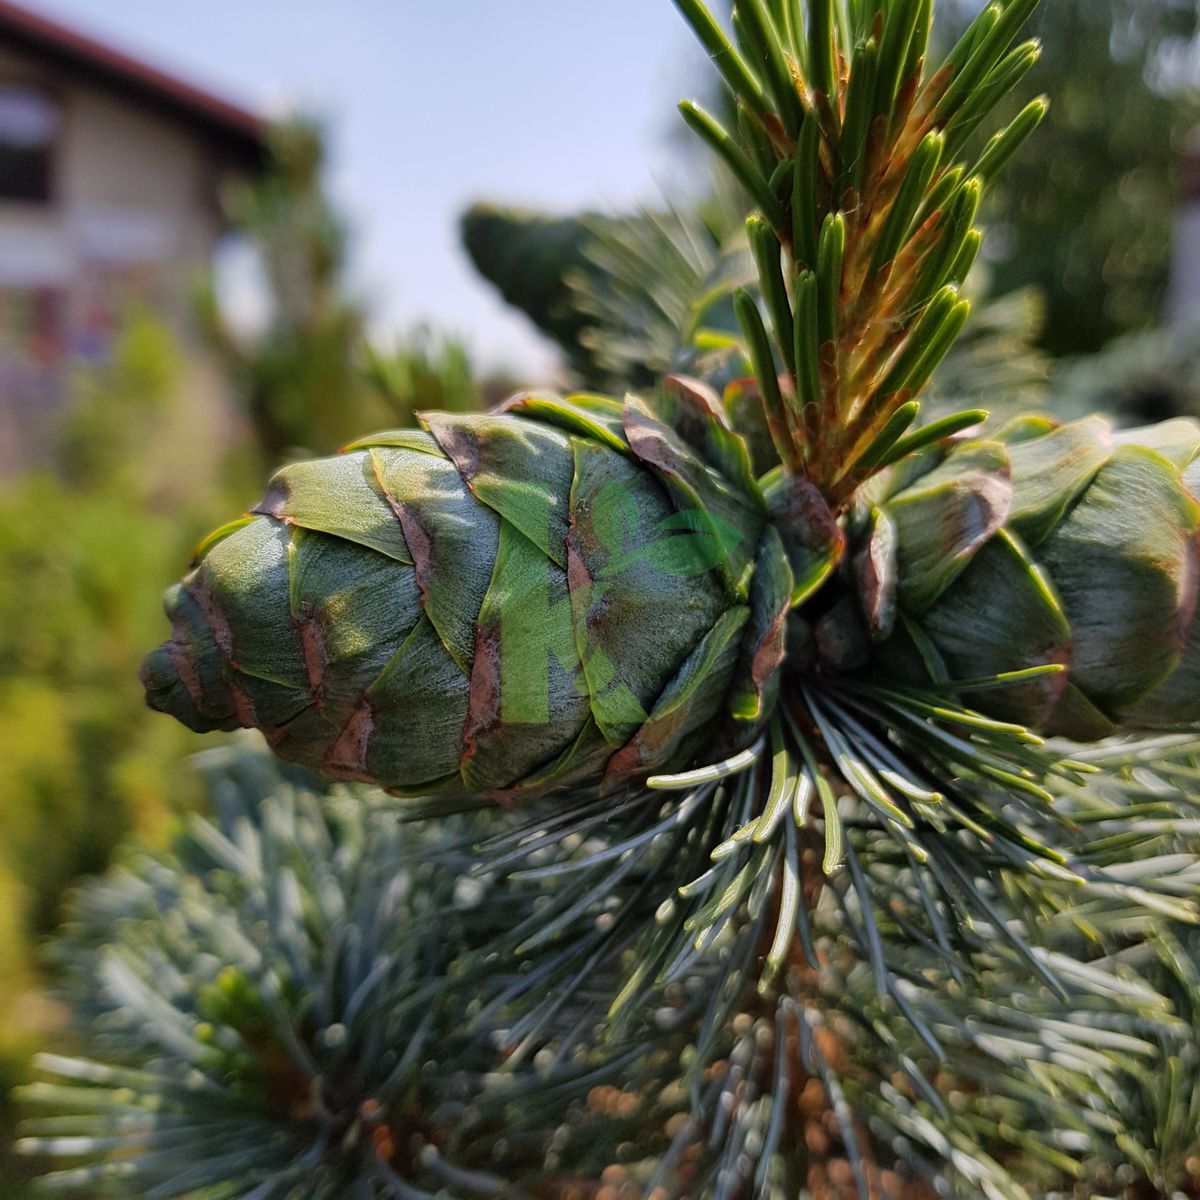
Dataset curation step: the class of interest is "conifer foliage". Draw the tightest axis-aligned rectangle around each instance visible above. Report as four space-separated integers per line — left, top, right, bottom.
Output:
20 2 1200 1197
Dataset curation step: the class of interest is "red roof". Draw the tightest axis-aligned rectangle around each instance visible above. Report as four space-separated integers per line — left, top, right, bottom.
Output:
0 0 266 165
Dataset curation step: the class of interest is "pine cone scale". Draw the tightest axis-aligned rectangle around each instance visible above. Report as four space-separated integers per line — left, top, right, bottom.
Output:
256 449 415 564
1036 446 1200 714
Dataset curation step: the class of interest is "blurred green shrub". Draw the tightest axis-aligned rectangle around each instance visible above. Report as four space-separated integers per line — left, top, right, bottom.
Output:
197 118 371 461
1047 320 1200 427
0 313 226 1068
944 0 1200 356
364 323 482 423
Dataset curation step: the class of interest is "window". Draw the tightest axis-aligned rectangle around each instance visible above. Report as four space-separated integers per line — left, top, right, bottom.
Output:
0 87 57 203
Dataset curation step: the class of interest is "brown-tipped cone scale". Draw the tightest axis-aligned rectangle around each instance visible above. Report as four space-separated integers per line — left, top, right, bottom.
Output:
142 392 792 801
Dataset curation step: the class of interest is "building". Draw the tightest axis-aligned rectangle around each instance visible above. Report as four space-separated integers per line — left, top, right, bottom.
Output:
0 0 266 472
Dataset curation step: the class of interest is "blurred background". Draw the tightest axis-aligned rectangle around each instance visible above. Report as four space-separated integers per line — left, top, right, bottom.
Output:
1 0 1200 1193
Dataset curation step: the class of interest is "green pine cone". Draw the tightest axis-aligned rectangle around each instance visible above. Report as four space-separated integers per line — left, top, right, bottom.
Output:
143 393 791 800
841 415 1200 740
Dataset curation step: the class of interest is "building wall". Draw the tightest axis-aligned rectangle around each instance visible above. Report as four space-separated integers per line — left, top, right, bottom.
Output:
0 46 235 473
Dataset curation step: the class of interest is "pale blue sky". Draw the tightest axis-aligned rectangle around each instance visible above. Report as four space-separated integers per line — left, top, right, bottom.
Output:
35 0 715 378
